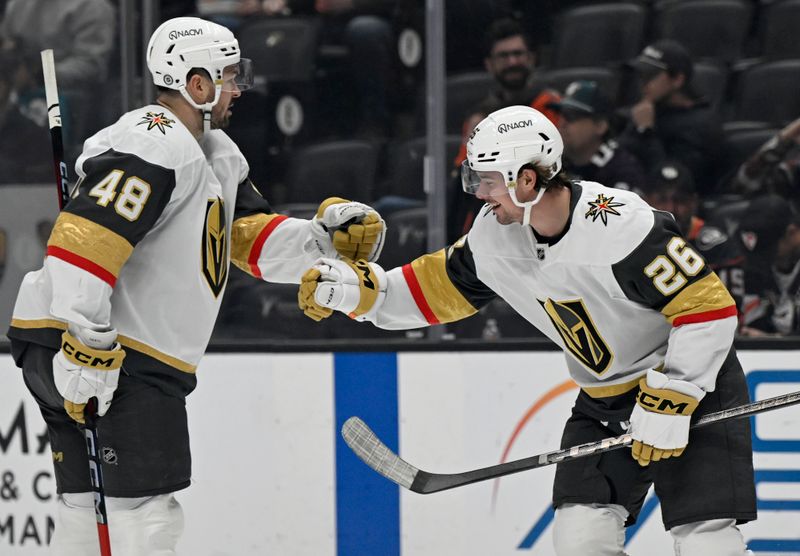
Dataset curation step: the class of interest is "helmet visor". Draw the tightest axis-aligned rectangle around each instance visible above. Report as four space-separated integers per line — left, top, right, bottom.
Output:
221 59 254 92
460 161 509 198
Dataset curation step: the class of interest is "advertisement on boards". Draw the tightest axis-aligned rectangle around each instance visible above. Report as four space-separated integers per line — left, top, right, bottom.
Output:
1 350 798 555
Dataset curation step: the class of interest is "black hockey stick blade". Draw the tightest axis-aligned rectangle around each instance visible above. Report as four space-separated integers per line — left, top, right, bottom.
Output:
342 389 800 494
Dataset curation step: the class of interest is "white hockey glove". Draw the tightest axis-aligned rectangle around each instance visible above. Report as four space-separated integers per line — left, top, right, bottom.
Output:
629 369 705 466
298 258 387 322
306 197 386 262
52 327 126 424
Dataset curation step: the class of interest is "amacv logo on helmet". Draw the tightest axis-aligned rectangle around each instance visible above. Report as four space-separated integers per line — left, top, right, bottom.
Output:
496 119 533 134
169 28 203 40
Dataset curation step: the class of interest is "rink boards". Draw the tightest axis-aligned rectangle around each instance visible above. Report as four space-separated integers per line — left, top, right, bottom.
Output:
1 350 798 555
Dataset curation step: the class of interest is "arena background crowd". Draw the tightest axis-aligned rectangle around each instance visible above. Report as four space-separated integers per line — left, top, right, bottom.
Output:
2 0 800 344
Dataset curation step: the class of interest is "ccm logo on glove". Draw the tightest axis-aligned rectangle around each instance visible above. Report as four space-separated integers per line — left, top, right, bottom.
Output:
61 336 123 369
355 260 376 290
636 385 699 416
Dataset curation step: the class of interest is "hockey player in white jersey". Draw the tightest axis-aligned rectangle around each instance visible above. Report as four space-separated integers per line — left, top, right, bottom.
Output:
7 17 385 555
299 106 756 555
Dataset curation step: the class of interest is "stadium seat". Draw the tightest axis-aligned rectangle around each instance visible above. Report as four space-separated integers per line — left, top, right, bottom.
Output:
283 140 380 204
714 123 779 190
233 18 324 186
652 0 752 63
732 60 800 125
759 0 800 60
382 135 462 200
445 72 496 134
533 67 620 101
692 61 729 111
236 17 321 83
380 207 428 270
550 3 647 68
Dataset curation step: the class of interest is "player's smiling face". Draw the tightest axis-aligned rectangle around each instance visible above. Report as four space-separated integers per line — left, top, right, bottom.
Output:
474 170 524 224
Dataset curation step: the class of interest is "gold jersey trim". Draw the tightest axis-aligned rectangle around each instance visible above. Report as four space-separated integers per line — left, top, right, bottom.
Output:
661 272 736 325
10 317 68 330
230 213 285 274
581 375 642 398
9 319 196 374
408 249 477 323
48 213 134 279
117 335 197 373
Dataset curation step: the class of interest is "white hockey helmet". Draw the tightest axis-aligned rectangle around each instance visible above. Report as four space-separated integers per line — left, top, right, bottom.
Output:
146 17 253 118
461 105 564 225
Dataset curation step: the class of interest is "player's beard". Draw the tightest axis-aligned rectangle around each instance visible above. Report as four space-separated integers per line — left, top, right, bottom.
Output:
211 112 231 129
211 103 233 129
497 65 530 91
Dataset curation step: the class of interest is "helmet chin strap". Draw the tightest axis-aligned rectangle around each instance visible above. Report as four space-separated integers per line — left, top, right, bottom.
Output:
509 184 548 227
178 82 223 133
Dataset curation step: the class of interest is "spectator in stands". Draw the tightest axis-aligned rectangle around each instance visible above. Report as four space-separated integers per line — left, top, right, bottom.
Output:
476 18 559 120
733 116 800 207
644 161 746 315
0 0 116 152
550 80 647 195
619 40 722 195
0 46 52 184
739 195 800 336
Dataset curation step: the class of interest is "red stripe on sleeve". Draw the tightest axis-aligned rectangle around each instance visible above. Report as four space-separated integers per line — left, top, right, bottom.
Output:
672 304 738 327
47 246 117 287
402 263 439 325
248 215 289 279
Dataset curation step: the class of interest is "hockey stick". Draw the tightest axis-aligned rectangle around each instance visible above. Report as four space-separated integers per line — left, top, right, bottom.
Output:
41 49 112 556
342 389 800 494
41 49 70 209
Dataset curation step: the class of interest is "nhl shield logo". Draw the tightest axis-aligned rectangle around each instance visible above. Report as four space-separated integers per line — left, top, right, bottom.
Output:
202 197 229 297
102 447 118 465
540 297 614 375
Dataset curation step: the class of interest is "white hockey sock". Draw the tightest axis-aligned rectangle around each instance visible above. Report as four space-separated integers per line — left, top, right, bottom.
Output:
671 518 752 556
553 503 631 556
51 492 184 556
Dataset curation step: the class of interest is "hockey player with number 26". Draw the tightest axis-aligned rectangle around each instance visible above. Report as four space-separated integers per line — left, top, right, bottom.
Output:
299 105 756 555
7 17 385 555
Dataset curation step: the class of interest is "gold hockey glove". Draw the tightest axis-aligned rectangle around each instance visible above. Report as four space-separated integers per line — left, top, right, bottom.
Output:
629 369 704 466
308 197 386 262
298 258 387 321
52 328 126 424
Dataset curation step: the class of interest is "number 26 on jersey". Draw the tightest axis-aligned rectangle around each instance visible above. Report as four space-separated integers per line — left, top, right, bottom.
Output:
644 237 705 296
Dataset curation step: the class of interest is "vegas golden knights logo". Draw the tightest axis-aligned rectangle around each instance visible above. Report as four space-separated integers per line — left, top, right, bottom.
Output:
202 197 228 297
540 298 613 375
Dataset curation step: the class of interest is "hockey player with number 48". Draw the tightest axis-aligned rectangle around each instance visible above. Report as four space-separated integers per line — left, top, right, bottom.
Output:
299 105 756 555
7 17 385 555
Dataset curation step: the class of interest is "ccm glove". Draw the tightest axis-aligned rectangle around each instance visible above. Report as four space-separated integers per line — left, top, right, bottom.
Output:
629 369 705 466
298 258 387 321
307 197 386 262
52 327 125 424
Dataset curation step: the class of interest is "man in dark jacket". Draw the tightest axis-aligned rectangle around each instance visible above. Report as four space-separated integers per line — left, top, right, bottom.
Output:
619 40 723 195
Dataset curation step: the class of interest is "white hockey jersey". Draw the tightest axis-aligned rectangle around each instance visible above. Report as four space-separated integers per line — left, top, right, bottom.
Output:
9 105 322 396
370 181 738 397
